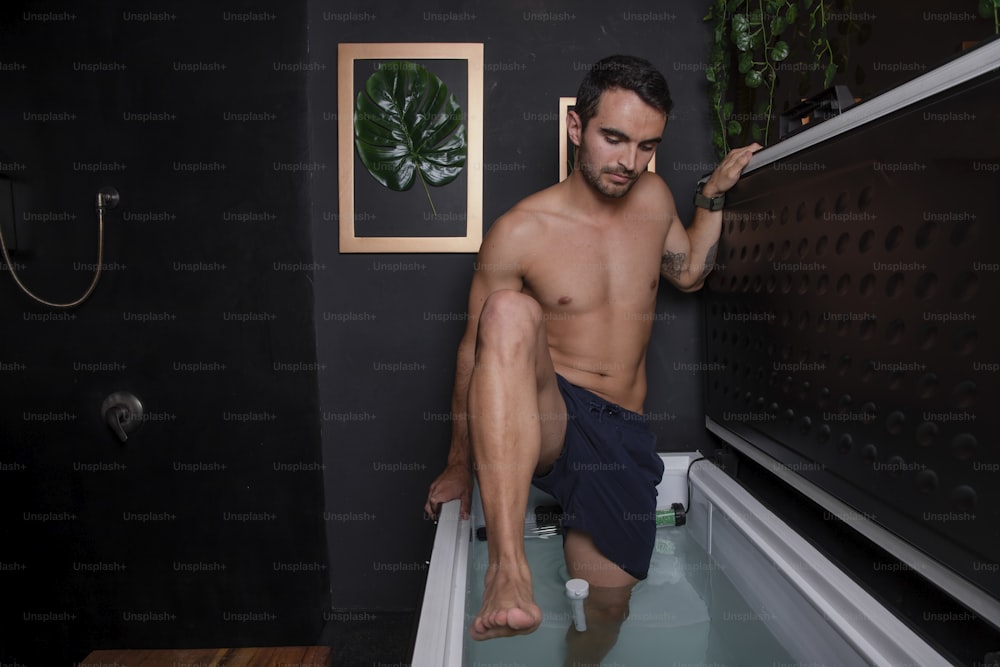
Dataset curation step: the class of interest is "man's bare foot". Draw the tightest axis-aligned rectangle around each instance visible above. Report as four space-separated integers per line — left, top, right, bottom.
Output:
469 561 543 641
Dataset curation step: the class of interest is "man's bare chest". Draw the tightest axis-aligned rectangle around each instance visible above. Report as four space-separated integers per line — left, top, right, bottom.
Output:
523 226 664 313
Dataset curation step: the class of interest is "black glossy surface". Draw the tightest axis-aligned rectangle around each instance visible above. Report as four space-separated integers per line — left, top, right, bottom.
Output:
705 61 1000 646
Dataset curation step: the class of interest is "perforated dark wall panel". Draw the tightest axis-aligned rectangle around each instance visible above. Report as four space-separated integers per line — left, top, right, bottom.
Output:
704 69 1000 599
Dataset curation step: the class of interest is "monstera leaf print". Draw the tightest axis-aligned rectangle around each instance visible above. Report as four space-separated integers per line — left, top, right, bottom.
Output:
354 61 467 215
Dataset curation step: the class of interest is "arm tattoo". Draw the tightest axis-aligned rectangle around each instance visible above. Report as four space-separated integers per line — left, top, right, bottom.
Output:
661 250 686 280
701 241 719 279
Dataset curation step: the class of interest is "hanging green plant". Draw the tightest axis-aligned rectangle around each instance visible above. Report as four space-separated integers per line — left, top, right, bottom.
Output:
704 0 842 159
354 61 467 215
978 0 1000 33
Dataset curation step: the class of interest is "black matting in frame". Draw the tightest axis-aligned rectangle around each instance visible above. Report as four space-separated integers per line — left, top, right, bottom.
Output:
352 58 469 238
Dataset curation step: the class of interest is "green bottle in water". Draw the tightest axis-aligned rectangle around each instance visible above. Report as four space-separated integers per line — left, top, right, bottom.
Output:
655 502 687 527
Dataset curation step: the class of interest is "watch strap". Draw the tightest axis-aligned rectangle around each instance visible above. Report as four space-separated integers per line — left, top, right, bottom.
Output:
694 175 726 211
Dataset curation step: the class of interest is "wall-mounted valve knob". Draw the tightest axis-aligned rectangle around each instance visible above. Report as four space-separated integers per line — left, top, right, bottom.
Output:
101 392 143 443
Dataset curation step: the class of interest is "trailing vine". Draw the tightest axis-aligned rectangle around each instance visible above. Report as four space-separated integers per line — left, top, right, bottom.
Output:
704 0 841 159
706 1 996 160
979 0 1000 33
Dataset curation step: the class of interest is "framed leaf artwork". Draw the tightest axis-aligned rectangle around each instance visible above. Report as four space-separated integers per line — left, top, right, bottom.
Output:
338 43 484 253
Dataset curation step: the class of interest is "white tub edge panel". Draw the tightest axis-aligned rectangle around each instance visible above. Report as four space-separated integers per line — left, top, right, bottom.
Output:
411 499 468 667
691 459 950 667
707 416 1000 631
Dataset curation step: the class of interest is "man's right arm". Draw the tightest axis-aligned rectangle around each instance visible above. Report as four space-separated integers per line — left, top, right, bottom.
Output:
423 213 530 519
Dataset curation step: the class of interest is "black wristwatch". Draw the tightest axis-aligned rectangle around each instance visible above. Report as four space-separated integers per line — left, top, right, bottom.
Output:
694 175 726 211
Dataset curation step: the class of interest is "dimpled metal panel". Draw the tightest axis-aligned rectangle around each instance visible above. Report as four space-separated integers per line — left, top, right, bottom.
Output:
703 70 999 597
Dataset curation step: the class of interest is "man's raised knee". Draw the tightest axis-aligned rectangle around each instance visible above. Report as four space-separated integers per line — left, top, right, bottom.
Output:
477 290 544 346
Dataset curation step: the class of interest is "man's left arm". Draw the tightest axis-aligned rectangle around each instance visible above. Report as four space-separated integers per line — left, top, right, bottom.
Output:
661 143 761 292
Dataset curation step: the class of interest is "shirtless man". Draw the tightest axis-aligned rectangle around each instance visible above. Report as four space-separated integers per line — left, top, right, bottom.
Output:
423 54 758 659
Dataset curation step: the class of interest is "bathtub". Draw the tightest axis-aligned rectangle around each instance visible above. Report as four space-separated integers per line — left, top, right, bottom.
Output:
412 451 950 666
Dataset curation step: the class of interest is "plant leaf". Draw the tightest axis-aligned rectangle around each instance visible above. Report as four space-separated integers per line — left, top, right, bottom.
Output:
731 14 752 50
824 63 838 87
771 40 790 62
745 70 763 88
354 61 467 193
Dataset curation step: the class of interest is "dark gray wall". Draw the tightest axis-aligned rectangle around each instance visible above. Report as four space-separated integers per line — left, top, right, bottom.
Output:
0 3 329 664
308 0 720 610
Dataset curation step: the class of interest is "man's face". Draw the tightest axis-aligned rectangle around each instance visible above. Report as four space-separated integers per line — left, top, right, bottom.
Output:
572 88 666 199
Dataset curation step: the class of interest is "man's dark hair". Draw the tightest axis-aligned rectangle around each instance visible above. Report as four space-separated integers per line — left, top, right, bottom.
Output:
575 54 673 128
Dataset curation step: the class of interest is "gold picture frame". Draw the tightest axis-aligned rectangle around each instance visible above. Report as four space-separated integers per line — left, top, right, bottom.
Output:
338 43 484 253
558 96 657 182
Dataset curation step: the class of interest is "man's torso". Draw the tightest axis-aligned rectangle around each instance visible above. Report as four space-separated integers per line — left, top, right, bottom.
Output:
512 173 673 412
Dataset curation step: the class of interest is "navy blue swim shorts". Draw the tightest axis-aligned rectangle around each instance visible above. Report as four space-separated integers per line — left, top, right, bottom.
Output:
532 374 665 580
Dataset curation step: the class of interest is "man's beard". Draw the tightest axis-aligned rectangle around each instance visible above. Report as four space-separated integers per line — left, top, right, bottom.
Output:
576 147 639 198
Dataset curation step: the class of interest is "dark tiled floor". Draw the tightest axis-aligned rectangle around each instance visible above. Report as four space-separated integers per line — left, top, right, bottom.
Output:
320 609 418 666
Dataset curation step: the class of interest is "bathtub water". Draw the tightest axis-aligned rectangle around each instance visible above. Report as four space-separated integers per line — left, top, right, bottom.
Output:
463 518 794 666
413 452 950 666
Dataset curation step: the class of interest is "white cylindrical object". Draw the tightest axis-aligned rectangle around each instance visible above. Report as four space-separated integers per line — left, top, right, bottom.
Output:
565 578 589 632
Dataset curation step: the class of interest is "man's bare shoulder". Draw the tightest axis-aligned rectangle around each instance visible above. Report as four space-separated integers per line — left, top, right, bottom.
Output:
482 183 566 248
629 172 676 218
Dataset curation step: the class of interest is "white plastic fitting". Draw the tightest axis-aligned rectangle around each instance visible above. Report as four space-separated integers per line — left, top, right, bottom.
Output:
565 578 589 632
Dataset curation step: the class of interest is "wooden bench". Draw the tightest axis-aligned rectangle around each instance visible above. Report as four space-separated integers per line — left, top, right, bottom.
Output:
80 646 332 666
